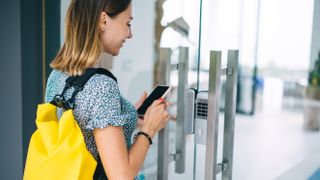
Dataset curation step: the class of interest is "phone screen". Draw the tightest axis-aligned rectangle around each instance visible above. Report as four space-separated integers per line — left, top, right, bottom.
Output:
137 85 170 116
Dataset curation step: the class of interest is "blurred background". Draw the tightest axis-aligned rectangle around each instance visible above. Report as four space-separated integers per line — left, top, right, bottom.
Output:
1 0 320 179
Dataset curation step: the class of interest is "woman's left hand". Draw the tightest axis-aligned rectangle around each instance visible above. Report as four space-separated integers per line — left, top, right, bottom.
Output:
135 91 148 129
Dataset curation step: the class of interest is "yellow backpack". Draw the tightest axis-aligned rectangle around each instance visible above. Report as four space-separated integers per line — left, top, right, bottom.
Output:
24 68 117 180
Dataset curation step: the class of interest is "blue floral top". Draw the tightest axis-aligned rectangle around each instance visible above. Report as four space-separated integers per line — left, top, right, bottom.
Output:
45 69 138 160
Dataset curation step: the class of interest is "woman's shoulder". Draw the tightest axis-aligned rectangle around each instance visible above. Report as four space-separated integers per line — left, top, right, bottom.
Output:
88 73 117 86
47 69 68 84
84 73 119 96
45 69 68 102
45 69 119 101
47 69 117 87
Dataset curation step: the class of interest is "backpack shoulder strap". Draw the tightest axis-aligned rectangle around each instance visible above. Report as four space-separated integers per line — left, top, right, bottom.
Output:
71 68 117 88
50 68 117 109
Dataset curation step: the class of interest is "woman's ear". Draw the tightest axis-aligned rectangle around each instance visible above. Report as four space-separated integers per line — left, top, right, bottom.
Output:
99 11 108 31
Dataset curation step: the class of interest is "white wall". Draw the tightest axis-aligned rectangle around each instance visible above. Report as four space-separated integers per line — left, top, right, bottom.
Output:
112 0 155 102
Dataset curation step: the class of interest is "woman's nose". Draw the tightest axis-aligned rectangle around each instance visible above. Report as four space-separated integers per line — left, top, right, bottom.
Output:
128 28 133 39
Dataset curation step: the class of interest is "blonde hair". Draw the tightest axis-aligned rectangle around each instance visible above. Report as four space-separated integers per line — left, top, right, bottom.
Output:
50 0 131 76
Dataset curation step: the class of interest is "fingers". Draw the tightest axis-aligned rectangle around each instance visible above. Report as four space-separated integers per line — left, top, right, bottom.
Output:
138 91 147 103
150 99 172 112
162 112 170 127
164 111 169 120
136 119 144 129
163 101 171 109
145 105 151 115
143 101 170 132
150 98 165 108
141 91 147 100
166 101 171 106
135 91 148 109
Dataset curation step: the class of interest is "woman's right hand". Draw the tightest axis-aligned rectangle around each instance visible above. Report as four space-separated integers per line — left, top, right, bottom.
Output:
141 98 169 138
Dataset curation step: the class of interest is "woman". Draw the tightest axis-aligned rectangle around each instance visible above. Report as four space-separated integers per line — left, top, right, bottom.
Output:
45 0 169 179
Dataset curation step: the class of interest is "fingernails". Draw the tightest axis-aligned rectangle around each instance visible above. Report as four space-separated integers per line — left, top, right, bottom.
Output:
159 98 164 102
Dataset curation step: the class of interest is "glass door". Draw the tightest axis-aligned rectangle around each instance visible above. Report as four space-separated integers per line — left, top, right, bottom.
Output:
190 0 316 179
161 0 315 179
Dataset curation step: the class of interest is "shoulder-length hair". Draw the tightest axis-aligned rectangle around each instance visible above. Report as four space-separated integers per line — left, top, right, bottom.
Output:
50 0 131 76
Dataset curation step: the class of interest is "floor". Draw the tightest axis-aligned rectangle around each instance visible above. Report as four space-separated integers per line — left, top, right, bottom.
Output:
233 109 320 180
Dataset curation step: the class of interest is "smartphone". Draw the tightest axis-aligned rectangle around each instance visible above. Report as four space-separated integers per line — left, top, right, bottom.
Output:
137 85 171 117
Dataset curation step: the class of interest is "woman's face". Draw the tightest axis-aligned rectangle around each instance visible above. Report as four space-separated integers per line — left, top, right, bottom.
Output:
100 4 133 56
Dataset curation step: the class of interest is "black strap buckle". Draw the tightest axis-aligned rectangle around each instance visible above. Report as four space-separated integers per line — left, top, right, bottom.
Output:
50 94 74 110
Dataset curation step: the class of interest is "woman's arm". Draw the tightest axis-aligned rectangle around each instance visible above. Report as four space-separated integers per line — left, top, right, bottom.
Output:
94 126 154 180
94 99 168 179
